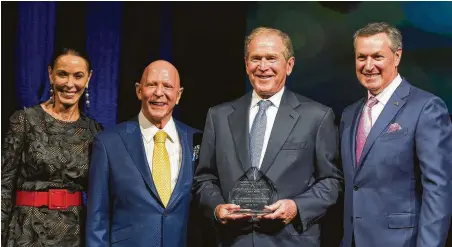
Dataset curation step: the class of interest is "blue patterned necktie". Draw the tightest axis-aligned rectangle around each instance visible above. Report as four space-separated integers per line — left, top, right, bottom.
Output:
250 100 273 173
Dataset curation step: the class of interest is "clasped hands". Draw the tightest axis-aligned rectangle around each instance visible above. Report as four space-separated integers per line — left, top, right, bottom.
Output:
215 199 297 225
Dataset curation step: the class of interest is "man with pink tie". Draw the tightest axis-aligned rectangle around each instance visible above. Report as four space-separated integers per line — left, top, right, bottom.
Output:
340 22 452 247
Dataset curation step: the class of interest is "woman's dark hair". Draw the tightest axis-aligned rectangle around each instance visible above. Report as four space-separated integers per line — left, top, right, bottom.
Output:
49 47 92 71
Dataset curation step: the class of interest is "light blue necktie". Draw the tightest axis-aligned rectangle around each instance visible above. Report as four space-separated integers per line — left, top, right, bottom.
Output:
250 100 272 173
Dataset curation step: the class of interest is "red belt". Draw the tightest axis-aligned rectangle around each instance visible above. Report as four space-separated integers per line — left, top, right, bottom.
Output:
16 189 82 210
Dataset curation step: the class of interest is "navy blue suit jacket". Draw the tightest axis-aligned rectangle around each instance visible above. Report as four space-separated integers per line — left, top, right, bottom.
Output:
340 79 452 247
85 118 200 247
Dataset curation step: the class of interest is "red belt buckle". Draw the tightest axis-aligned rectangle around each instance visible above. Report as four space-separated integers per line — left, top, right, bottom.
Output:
48 189 68 210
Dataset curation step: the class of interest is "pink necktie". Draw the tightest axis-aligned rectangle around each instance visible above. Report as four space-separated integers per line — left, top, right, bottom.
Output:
356 97 378 165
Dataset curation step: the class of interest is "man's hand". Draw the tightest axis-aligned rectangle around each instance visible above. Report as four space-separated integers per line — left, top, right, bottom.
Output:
259 199 298 224
215 204 251 224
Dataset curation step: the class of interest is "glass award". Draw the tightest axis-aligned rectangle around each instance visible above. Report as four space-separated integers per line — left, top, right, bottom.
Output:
228 167 277 215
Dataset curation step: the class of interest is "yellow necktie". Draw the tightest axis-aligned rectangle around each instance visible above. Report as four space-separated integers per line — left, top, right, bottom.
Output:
153 130 171 207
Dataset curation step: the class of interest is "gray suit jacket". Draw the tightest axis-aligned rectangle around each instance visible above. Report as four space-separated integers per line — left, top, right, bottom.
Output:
194 89 344 247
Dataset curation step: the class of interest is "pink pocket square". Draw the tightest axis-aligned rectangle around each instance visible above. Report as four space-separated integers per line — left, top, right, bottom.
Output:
387 123 402 133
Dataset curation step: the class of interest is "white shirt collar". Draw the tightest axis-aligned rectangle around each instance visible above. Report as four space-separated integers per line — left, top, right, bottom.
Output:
250 86 285 109
138 111 179 144
368 74 402 105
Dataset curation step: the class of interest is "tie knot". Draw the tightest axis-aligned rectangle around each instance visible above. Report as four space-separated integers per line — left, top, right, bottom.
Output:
154 130 168 143
258 100 272 112
367 97 378 108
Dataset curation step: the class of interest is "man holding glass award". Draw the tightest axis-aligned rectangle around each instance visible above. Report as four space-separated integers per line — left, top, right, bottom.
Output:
193 27 344 247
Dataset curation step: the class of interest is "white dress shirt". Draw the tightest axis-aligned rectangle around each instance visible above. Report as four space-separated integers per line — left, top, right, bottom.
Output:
366 74 402 126
249 87 285 168
138 111 181 191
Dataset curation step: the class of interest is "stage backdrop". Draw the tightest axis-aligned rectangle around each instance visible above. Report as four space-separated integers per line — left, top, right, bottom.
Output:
247 1 452 117
2 2 451 247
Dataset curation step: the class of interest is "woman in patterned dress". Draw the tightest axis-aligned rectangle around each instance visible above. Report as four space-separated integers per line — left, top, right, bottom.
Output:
2 47 101 247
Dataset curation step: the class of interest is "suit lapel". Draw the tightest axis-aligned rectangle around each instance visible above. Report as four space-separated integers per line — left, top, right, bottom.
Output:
228 93 252 173
167 122 190 208
260 90 300 175
356 80 410 171
118 119 160 200
350 98 366 171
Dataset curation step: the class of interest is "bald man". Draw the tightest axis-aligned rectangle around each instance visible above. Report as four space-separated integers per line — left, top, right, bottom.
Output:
86 60 201 247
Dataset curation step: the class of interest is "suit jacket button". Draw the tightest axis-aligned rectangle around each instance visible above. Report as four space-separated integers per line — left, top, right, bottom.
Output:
353 185 359 191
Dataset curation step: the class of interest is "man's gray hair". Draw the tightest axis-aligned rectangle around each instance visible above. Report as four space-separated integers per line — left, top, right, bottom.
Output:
244 27 294 60
353 22 403 52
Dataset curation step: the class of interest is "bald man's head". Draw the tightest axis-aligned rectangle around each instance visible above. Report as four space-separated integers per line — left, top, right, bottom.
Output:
136 60 183 128
140 60 180 87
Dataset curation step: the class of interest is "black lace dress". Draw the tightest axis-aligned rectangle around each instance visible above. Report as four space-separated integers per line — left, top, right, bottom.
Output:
1 105 101 247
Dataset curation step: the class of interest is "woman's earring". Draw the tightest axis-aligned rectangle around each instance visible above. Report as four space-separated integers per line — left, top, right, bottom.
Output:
85 87 90 108
49 83 54 105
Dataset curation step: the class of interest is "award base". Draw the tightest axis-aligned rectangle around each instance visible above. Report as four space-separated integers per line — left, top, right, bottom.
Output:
231 209 273 215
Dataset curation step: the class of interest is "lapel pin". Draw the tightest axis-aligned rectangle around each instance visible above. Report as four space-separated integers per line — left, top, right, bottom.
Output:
394 101 399 106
